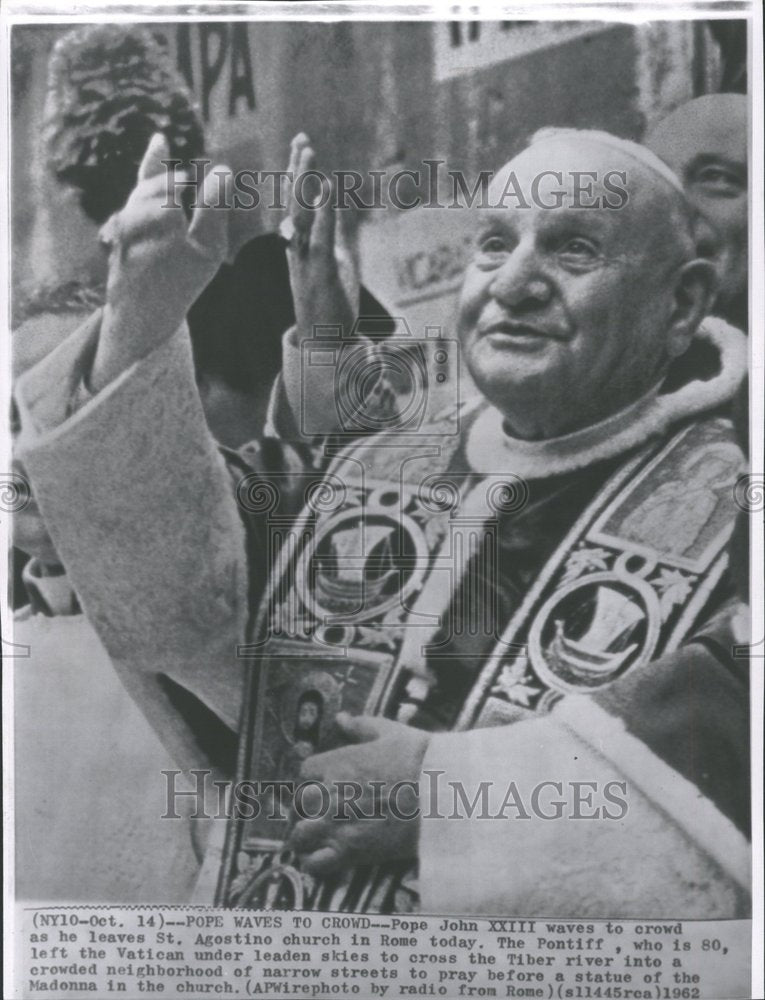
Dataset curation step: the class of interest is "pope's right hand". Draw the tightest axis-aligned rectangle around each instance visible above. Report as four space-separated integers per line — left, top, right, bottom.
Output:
91 133 231 392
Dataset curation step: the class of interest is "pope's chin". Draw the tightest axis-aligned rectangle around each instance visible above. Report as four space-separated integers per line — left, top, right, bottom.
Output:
464 334 564 412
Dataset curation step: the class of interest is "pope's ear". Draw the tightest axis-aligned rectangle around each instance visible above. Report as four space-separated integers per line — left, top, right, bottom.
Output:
666 257 719 357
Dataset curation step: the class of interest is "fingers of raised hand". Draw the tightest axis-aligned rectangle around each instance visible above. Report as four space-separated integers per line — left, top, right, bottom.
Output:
137 132 171 183
334 212 360 301
310 180 337 259
100 169 190 257
187 164 231 262
289 143 317 251
103 165 229 273
287 131 311 178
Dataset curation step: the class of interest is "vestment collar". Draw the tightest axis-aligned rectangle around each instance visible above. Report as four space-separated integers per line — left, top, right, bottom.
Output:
465 317 746 479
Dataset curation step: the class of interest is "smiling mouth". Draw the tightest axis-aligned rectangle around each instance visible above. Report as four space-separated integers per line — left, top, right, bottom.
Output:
479 321 554 347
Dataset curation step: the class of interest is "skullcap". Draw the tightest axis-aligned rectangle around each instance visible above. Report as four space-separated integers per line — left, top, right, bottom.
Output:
529 127 685 194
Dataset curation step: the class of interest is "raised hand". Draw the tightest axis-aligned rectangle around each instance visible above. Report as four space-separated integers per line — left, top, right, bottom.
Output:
282 133 359 341
287 713 430 877
91 133 231 392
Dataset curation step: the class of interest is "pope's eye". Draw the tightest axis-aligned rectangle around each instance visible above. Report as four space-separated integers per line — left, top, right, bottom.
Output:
478 235 508 254
558 237 598 259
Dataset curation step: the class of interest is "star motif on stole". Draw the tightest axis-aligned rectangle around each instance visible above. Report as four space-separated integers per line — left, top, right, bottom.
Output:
490 658 543 706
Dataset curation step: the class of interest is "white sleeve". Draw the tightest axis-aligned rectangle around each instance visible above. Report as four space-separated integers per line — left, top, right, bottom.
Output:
278 324 381 438
15 313 249 767
418 705 750 918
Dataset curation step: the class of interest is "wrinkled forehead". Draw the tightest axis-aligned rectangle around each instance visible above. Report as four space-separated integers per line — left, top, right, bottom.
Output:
475 135 693 260
482 138 679 253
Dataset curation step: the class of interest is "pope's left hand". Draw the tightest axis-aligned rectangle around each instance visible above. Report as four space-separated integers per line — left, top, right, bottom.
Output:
287 713 430 877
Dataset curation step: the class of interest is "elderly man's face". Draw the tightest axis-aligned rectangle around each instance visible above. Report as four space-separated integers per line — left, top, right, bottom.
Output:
457 140 687 429
648 96 747 308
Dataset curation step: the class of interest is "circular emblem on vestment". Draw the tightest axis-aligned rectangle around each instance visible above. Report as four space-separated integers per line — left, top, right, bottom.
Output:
296 504 428 622
528 571 662 694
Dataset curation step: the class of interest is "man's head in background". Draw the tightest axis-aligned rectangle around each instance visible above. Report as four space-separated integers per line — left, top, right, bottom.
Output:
647 95 747 330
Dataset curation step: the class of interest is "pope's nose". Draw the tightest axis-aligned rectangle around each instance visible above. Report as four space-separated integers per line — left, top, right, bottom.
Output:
488 247 552 308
